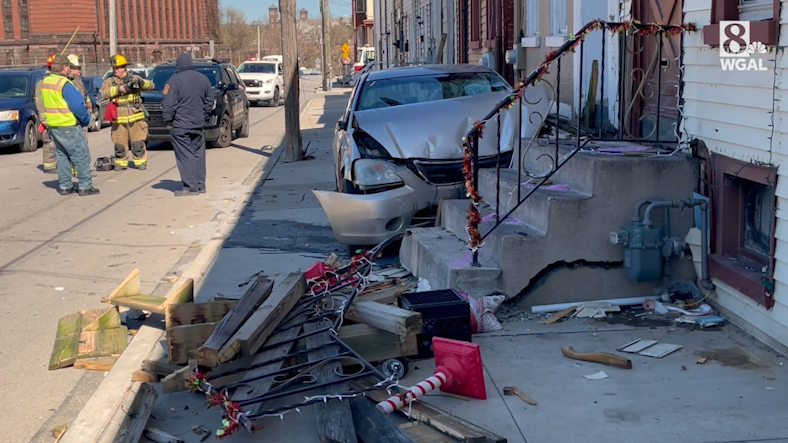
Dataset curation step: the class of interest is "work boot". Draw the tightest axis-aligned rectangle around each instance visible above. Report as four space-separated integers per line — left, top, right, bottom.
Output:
114 164 126 171
137 163 147 170
43 168 58 174
78 187 100 196
58 188 75 196
174 189 200 197
199 189 206 194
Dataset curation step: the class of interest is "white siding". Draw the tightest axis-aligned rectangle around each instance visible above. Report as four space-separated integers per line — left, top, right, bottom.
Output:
681 0 788 349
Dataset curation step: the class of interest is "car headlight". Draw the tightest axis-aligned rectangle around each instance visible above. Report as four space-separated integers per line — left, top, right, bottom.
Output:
0 110 19 121
264 79 272 84
353 159 403 189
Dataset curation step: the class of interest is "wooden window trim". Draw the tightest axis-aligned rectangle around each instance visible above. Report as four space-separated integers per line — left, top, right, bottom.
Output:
470 0 480 45
709 153 777 308
703 0 779 46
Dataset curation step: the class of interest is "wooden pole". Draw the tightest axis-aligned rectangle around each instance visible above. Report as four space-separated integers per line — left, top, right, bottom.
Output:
320 0 331 91
280 0 303 161
61 26 81 55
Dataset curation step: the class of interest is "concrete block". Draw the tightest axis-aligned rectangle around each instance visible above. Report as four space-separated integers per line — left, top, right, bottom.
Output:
400 228 501 297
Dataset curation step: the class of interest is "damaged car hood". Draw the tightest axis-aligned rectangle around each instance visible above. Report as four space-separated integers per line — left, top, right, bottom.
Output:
352 91 512 160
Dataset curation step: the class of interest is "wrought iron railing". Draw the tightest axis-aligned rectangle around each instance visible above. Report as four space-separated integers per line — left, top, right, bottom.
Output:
462 19 696 266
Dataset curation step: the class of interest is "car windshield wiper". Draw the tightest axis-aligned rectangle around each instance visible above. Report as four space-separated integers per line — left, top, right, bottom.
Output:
379 96 402 106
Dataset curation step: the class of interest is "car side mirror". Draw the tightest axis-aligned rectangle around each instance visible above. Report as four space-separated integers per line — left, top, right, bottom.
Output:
225 83 238 91
337 119 347 131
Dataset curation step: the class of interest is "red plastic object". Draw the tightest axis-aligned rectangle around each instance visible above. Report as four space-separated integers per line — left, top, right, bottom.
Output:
38 122 45 133
304 261 328 280
432 337 487 400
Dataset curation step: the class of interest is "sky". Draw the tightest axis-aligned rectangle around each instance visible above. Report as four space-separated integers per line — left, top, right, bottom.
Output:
220 0 352 22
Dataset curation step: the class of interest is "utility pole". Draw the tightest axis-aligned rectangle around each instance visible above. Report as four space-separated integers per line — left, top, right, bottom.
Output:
280 0 302 162
320 0 331 91
257 25 261 59
108 0 117 57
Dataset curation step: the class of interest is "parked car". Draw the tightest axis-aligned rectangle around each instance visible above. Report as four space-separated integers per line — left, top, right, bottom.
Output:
312 64 550 252
82 76 108 132
237 59 284 107
0 67 47 152
141 58 250 148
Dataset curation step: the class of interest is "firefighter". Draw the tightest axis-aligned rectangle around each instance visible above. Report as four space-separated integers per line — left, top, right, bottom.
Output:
100 54 154 171
35 54 57 174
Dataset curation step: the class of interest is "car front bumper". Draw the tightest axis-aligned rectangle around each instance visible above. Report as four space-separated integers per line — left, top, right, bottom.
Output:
0 121 22 147
146 115 221 142
312 169 463 246
245 86 276 101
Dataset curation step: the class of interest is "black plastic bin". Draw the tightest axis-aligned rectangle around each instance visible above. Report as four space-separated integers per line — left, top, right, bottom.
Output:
400 289 472 359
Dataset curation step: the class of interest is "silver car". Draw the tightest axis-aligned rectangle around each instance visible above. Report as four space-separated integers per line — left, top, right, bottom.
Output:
314 64 544 251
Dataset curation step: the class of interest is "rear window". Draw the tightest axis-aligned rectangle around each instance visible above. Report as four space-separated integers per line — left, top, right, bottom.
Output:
356 72 510 111
0 74 29 98
238 62 276 74
149 66 220 90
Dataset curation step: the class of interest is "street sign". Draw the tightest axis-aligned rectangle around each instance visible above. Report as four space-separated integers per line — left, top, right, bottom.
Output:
341 43 349 59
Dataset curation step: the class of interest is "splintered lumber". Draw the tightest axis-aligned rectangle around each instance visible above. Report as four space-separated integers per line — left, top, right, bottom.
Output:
338 324 417 363
74 356 118 372
197 276 274 367
143 428 184 443
167 322 218 364
161 360 197 394
561 347 632 369
49 307 126 370
102 269 194 314
359 281 417 304
345 300 423 336
77 328 128 359
131 370 158 383
49 312 83 370
141 359 183 378
165 300 237 328
217 272 307 364
399 422 457 443
350 396 418 443
350 380 505 443
104 382 158 443
541 305 577 325
305 321 356 443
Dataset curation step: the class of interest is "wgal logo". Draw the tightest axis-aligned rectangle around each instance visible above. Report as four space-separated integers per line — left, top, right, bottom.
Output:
719 21 769 71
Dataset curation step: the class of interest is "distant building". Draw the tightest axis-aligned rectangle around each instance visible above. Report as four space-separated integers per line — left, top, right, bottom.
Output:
268 4 279 24
351 0 372 58
0 0 219 66
300 8 309 21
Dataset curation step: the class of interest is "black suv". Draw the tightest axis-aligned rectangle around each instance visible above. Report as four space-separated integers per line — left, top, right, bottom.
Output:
141 59 250 148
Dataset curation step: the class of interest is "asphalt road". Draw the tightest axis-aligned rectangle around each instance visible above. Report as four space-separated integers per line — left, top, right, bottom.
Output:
0 78 319 443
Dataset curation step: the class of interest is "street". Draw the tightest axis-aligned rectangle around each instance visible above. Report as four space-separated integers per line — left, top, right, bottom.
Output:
1 78 319 443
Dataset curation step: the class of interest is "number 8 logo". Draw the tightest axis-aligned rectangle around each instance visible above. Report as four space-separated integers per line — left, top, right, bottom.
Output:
722 22 748 56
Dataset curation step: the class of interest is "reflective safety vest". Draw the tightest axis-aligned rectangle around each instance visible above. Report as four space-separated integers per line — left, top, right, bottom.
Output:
100 74 154 124
41 74 77 127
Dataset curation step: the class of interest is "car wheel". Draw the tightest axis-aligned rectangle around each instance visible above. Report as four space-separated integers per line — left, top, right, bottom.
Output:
268 87 280 107
209 113 232 148
237 111 250 138
20 120 37 152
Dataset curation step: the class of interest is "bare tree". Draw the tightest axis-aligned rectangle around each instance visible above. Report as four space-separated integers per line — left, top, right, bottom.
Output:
219 7 254 65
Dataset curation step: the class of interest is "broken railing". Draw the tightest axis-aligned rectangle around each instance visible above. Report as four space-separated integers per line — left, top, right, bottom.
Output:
462 19 697 266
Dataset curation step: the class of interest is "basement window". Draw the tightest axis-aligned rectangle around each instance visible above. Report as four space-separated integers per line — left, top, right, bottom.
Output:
708 153 777 308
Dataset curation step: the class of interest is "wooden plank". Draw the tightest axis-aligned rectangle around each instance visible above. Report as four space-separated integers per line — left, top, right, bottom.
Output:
162 277 195 312
197 276 274 367
400 422 457 443
337 323 406 363
49 312 82 370
82 307 121 332
141 359 183 377
541 305 577 325
345 300 423 336
217 272 306 364
105 294 166 313
77 327 128 359
73 356 118 371
167 323 217 364
165 300 237 328
106 268 142 300
305 321 356 443
350 381 499 443
350 396 417 443
584 60 599 128
103 382 158 443
359 281 417 305
131 370 158 383
161 360 196 394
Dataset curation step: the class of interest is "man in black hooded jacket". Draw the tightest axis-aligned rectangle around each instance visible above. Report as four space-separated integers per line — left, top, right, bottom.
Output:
162 53 215 196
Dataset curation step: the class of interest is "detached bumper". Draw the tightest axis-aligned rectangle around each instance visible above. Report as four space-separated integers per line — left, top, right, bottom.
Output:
246 86 275 101
313 169 462 245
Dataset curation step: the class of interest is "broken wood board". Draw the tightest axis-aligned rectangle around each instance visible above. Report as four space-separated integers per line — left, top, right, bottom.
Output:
49 308 126 370
73 356 118 372
337 323 417 363
350 396 417 443
102 269 194 314
141 359 183 378
197 276 274 367
345 300 423 337
131 370 158 383
161 360 197 394
165 300 237 328
359 281 418 305
350 380 506 443
98 381 158 443
143 427 185 443
617 339 682 358
167 322 218 364
399 422 458 443
217 272 306 364
541 305 577 325
305 321 356 443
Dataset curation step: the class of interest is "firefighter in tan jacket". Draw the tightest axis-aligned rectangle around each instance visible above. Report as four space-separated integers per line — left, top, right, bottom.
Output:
100 54 154 170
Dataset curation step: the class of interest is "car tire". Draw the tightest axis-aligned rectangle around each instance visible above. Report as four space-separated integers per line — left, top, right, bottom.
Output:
209 113 232 148
20 120 37 152
237 112 250 138
268 87 280 107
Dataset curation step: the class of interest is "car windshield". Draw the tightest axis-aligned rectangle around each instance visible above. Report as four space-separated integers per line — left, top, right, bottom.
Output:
238 63 276 74
149 67 220 90
356 72 509 111
0 74 29 98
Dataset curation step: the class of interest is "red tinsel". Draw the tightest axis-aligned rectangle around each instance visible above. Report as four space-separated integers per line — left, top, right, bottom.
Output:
459 19 696 253
187 371 209 392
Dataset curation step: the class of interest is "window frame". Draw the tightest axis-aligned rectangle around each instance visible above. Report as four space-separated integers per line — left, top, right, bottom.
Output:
469 0 481 49
526 0 539 37
550 0 567 36
708 153 778 308
703 0 779 46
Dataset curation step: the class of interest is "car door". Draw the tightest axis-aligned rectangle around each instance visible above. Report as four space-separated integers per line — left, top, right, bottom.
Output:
228 65 249 122
219 66 239 127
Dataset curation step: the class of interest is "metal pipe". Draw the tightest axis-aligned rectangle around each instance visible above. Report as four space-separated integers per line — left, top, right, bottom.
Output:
633 198 664 221
695 198 712 289
643 200 679 227
532 296 658 314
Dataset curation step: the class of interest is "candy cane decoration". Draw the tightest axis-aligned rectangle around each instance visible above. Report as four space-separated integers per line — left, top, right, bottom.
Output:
376 372 447 414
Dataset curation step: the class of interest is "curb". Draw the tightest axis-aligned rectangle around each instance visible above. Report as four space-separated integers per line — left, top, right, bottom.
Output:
57 97 317 443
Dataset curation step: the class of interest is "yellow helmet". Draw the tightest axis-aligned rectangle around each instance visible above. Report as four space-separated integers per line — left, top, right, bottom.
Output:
110 54 127 68
67 54 81 67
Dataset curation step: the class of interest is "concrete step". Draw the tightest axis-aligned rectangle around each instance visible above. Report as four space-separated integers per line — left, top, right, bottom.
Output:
399 227 502 298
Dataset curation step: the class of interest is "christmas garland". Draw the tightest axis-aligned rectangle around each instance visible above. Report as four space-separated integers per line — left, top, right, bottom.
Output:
460 19 696 252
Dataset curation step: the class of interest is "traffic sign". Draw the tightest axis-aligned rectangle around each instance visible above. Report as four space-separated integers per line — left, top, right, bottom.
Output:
341 43 349 53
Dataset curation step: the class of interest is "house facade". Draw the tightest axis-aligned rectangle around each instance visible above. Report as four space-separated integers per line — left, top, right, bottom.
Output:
353 0 375 58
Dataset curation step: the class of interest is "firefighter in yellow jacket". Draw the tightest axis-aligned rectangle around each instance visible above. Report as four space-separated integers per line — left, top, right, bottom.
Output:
100 54 154 170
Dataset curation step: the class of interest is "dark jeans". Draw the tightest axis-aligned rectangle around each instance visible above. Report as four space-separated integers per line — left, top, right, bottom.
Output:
49 126 92 190
171 127 206 192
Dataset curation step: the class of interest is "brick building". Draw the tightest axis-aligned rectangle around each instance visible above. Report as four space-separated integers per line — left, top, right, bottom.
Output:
0 0 219 66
